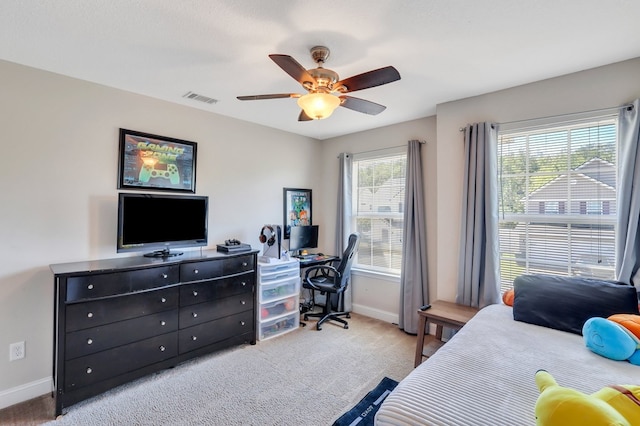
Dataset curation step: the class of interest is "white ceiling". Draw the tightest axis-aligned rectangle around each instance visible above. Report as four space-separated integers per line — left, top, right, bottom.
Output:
2 1 640 140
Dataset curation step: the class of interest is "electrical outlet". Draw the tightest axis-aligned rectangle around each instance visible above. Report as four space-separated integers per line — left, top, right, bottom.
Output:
9 341 25 361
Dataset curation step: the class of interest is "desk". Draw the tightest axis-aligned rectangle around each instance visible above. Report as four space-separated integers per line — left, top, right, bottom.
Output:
297 255 340 268
414 300 479 367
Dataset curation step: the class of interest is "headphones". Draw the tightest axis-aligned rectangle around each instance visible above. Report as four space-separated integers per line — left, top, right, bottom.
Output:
259 225 276 246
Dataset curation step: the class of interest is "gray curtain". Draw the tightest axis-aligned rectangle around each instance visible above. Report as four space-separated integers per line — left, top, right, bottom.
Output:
456 122 501 309
616 99 640 286
336 152 353 310
399 140 428 333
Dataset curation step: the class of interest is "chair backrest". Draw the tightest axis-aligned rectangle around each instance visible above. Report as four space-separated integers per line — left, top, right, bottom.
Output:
334 233 361 290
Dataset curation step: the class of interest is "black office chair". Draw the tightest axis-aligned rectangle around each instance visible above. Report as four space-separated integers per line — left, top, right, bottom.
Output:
302 233 360 330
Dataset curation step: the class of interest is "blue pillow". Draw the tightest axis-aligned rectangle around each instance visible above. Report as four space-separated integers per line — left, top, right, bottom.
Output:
582 317 637 360
512 274 639 335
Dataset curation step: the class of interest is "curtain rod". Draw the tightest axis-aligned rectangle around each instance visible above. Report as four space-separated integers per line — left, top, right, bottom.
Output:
458 103 634 132
338 140 426 158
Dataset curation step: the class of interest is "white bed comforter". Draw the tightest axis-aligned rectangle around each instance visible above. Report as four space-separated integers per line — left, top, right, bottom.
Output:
375 304 640 426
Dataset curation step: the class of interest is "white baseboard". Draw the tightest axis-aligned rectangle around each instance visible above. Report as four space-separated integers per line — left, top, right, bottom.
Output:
0 377 51 410
352 303 398 324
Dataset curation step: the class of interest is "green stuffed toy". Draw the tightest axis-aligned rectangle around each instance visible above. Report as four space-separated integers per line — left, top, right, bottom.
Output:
534 370 640 426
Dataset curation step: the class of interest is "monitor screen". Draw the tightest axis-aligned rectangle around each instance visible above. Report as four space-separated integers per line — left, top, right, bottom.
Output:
117 192 208 257
288 225 318 252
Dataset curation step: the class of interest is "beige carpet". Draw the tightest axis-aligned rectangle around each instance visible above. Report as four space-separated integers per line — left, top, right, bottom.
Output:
2 313 419 425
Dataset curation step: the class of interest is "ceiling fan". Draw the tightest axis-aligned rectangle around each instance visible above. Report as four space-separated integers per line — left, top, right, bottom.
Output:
237 46 401 121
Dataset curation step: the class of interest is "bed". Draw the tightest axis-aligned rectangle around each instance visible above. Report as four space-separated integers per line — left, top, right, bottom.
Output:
375 303 640 425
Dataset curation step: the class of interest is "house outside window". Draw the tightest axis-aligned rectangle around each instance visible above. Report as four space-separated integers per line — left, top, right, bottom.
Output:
498 117 618 293
351 148 407 275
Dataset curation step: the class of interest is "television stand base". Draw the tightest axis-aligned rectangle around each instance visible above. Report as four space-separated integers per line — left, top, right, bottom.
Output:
144 249 183 258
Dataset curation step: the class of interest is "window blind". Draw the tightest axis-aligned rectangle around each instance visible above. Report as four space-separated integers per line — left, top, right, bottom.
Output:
352 148 406 274
498 116 618 293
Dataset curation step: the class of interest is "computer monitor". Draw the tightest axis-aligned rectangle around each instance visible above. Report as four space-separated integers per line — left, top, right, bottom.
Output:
288 225 319 253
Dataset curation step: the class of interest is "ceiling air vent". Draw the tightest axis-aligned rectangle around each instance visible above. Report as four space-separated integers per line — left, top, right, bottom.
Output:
182 91 218 105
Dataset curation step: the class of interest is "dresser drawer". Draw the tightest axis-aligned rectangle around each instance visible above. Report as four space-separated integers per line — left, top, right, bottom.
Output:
66 265 179 302
65 309 179 360
223 254 254 274
179 292 254 328
66 287 179 332
217 273 254 299
179 274 254 307
179 310 254 354
180 259 223 283
64 332 178 391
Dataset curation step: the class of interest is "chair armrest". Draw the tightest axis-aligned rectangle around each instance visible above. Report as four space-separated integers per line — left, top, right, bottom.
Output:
303 265 341 290
303 265 339 279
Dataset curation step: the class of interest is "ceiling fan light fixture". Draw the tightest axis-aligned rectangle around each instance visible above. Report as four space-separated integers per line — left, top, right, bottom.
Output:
297 92 341 120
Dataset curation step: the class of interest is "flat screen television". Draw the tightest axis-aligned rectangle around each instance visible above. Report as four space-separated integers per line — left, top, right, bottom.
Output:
288 225 319 253
117 192 208 257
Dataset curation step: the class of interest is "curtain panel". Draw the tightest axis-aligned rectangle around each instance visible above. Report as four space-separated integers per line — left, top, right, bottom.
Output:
456 122 501 308
616 99 640 286
399 140 428 333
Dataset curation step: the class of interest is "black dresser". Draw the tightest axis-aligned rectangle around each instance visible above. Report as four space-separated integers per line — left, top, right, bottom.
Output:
50 249 258 416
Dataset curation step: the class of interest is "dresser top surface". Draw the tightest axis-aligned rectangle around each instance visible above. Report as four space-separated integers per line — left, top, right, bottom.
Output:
50 249 259 276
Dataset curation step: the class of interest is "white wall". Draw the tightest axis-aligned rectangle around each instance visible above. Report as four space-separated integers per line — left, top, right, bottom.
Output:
0 59 319 408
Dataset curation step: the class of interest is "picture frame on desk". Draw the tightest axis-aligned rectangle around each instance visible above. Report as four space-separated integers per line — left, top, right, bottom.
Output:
283 187 312 239
117 128 197 193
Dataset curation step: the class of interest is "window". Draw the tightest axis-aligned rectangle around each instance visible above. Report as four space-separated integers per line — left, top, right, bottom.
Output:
351 148 407 275
498 117 618 293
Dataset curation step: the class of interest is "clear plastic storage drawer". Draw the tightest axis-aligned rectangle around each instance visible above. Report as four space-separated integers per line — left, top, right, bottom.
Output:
259 311 299 340
260 277 299 303
258 261 300 284
259 296 298 321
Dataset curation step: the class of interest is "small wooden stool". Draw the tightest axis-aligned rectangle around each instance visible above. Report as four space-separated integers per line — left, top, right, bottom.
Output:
414 300 479 367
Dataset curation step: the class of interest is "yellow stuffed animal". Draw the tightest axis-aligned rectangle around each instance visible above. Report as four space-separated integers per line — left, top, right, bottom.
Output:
534 370 640 426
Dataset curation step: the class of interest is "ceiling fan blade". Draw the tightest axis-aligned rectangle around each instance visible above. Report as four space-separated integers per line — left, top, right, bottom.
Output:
335 66 401 93
298 110 313 121
237 94 299 101
339 96 387 115
269 54 316 86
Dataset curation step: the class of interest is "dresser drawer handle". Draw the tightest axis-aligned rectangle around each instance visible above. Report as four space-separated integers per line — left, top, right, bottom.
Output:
87 284 94 290
161 298 167 303
192 312 198 318
194 269 199 274
159 345 166 352
191 336 197 341
193 290 198 297
87 312 94 318
87 338 93 345
242 262 248 267
240 321 246 326
241 281 246 287
240 300 246 305
160 321 166 326
162 273 168 279
86 367 92 374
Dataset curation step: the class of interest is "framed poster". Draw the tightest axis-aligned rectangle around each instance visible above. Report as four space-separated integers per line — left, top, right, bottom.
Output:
283 188 312 239
118 128 197 193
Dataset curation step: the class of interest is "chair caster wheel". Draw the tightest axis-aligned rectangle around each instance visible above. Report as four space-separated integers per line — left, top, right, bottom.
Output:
346 313 351 318
344 324 349 329
304 315 309 321
316 325 322 331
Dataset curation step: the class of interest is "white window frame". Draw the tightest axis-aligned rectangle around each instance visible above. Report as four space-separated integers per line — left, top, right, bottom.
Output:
350 147 407 277
498 114 618 293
